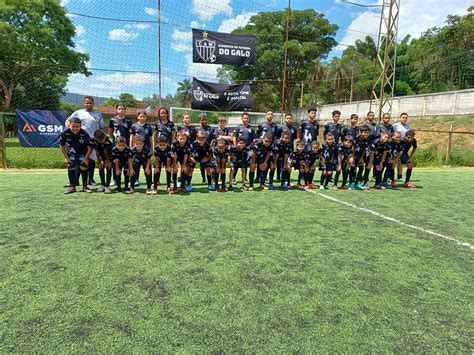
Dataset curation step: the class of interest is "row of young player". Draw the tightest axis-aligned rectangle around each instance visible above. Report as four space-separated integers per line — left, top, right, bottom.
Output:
60 111 417 194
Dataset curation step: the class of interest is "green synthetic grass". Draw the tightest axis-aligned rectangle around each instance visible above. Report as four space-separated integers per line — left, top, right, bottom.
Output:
1 169 473 352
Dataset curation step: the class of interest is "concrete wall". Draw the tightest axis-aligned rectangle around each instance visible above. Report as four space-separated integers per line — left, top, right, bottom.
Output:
292 88 474 124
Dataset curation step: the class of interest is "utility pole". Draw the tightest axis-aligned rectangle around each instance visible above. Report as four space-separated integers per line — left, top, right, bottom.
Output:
350 55 355 102
280 0 291 115
158 0 162 108
370 0 400 121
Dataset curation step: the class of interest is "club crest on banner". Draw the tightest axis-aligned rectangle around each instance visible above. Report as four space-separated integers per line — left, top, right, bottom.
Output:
193 86 204 102
196 31 216 63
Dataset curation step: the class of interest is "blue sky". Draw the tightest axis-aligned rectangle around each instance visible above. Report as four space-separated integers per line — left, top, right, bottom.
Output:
62 0 470 100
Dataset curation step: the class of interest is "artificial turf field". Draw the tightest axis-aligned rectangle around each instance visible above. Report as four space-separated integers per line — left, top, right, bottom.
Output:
1 168 473 352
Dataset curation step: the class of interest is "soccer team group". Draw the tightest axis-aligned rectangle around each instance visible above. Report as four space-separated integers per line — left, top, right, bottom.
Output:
60 96 418 194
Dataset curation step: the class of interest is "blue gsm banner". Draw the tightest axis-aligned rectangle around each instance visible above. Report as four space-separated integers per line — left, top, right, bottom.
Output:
16 110 67 147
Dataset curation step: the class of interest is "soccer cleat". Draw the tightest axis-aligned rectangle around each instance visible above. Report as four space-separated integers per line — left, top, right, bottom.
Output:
186 185 193 192
146 188 153 195
125 188 135 194
134 179 140 187
324 185 330 190
332 186 338 191
260 184 268 191
181 186 187 193
403 182 416 188
268 184 274 190
110 180 116 186
248 187 254 191
169 188 177 194
82 187 93 193
307 183 317 189
355 183 363 190
177 181 182 188
319 185 325 190
217 187 223 192
228 185 234 191
348 183 355 190
390 181 397 188
98 185 105 192
381 182 389 189
64 186 76 194
341 185 348 190
208 184 216 191
154 181 161 187
282 183 289 191
104 187 112 194
88 179 96 186
362 184 370 190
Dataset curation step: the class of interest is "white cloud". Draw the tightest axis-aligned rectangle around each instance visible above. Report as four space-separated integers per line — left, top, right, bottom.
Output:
75 24 86 36
125 23 150 30
66 72 158 98
172 29 192 41
192 0 232 21
218 12 256 33
336 1 470 52
398 1 469 39
185 54 221 80
190 20 205 29
171 43 192 52
108 29 139 42
335 11 379 51
60 0 69 6
75 39 87 53
145 7 158 16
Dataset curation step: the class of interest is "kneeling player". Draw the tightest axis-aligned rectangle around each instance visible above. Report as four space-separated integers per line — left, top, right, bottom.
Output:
272 131 293 190
290 140 307 189
60 117 93 194
304 141 320 189
112 137 133 193
229 138 251 191
365 131 390 189
172 130 192 192
91 129 113 193
214 139 230 192
130 135 153 194
398 130 417 188
251 134 274 190
154 136 176 194
319 133 338 190
188 130 215 192
334 135 354 190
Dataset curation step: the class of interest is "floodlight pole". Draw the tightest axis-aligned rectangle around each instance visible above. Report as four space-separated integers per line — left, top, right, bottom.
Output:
370 0 400 121
280 0 291 115
158 0 162 108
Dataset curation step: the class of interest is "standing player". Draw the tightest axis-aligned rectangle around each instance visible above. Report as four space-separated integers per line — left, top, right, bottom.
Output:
197 113 215 183
276 112 297 181
60 117 93 194
154 107 175 184
334 135 354 190
176 111 196 144
130 135 153 195
233 112 255 184
324 110 343 144
342 114 359 141
130 110 153 186
375 113 394 139
364 111 377 144
67 96 104 185
212 116 232 147
256 110 278 141
299 107 319 151
112 137 133 193
109 102 132 144
319 133 338 190
90 129 113 194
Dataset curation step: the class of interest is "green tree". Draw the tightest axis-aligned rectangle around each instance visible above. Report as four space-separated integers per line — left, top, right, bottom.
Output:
100 97 119 107
0 0 89 110
177 79 192 107
118 93 137 108
218 9 337 111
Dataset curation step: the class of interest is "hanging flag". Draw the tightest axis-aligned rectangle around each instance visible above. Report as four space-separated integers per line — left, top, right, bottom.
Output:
191 78 252 112
192 29 256 67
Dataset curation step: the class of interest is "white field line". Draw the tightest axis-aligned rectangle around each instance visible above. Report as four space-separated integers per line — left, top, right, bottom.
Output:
306 190 474 251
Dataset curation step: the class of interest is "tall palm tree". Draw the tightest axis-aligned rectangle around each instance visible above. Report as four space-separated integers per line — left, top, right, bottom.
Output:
325 58 351 102
177 78 192 108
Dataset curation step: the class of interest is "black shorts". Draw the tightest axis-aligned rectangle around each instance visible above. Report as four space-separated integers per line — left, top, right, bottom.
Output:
319 161 337 171
67 154 87 170
400 153 410 164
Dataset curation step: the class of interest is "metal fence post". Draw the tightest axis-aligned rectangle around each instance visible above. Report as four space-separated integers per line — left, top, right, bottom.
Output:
445 124 453 165
0 112 7 169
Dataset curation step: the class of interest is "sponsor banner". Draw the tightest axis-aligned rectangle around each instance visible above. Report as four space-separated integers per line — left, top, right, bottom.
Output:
192 28 255 66
191 78 252 112
16 110 67 147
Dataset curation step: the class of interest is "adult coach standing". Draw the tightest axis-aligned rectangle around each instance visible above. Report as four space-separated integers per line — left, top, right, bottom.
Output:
66 96 105 185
